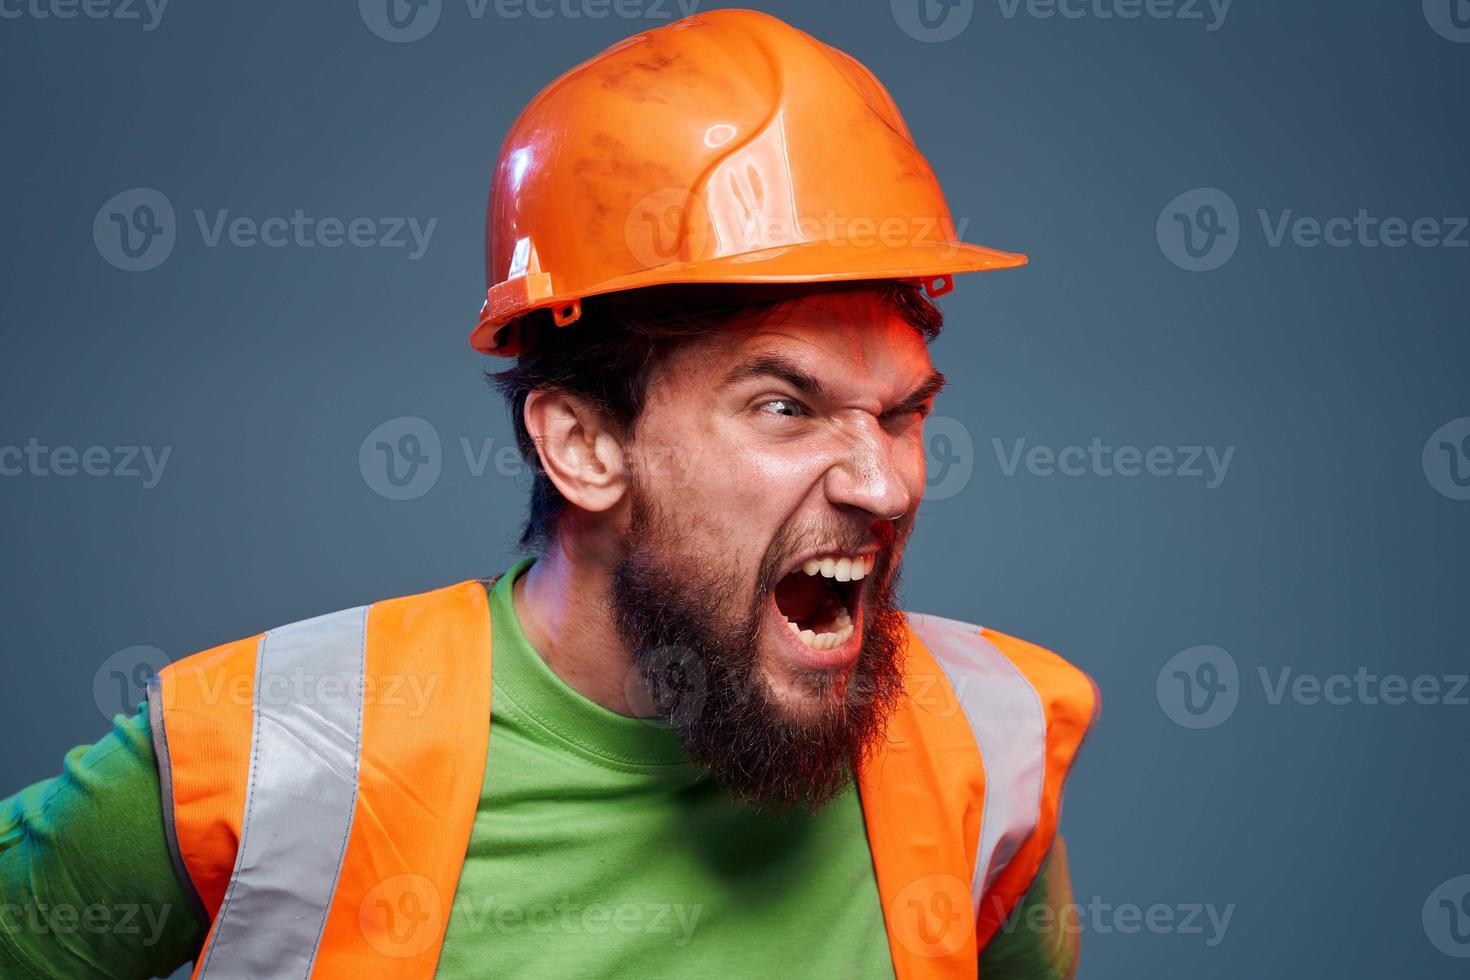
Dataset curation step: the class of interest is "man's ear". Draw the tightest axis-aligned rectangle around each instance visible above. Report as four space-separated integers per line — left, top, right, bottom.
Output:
523 388 628 514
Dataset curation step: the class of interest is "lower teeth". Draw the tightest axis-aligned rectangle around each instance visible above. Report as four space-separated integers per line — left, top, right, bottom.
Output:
782 603 854 650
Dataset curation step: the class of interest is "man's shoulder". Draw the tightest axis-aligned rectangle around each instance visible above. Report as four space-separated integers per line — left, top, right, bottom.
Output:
164 578 493 678
901 608 1082 674
901 609 1101 730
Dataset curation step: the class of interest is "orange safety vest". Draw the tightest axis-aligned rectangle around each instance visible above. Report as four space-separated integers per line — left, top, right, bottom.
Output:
148 578 1098 979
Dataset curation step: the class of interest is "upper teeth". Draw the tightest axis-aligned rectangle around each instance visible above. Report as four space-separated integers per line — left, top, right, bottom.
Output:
800 554 874 582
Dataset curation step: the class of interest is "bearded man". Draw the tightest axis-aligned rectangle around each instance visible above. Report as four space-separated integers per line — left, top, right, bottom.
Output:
0 10 1097 979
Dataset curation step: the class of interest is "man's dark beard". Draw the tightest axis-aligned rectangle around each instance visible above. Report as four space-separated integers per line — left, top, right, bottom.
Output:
610 486 909 814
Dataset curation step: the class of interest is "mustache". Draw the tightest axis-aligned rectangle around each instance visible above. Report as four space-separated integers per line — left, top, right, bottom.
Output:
758 515 905 592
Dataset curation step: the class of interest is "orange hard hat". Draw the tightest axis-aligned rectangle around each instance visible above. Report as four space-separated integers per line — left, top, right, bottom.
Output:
472 7 1027 357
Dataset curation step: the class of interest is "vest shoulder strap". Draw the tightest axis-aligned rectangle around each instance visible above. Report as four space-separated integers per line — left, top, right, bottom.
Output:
149 579 494 979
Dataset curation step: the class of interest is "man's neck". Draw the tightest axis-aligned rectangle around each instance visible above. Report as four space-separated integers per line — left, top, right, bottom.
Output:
512 539 641 716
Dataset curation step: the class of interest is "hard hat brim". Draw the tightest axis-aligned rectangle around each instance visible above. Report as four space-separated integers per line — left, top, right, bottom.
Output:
472 238 1027 355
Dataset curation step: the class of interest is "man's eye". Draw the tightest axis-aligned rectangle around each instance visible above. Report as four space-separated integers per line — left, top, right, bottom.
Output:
758 398 806 419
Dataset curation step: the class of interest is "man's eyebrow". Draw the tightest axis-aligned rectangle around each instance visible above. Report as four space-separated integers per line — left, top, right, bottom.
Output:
883 370 948 417
720 354 837 404
722 355 947 415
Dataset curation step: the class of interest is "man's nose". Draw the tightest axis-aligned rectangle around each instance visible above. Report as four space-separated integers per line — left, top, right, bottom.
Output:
822 420 913 521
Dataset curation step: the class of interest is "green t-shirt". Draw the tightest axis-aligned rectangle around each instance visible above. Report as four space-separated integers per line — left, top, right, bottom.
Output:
0 559 1077 978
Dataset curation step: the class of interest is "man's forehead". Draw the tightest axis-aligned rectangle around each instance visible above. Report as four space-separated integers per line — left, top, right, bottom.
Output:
687 289 929 373
707 298 936 394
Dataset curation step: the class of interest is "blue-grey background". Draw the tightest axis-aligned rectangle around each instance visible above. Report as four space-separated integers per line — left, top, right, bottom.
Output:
2 1 1468 977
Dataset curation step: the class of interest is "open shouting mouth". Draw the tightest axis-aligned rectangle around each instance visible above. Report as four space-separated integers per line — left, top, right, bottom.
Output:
770 551 877 671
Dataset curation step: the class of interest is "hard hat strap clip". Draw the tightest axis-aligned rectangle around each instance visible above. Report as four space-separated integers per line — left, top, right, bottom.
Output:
921 274 954 299
552 298 582 327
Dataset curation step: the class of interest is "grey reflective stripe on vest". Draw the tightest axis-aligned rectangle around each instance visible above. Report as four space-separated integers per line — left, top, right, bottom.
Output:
906 612 1047 916
196 605 370 980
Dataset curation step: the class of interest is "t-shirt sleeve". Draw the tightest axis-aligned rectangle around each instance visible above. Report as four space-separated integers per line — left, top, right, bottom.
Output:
977 835 1081 980
0 700 206 979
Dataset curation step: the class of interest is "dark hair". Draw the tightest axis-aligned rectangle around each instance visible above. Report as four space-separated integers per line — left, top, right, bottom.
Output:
486 280 944 552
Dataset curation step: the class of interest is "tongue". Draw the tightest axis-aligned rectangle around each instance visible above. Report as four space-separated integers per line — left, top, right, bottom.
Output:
774 572 833 626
